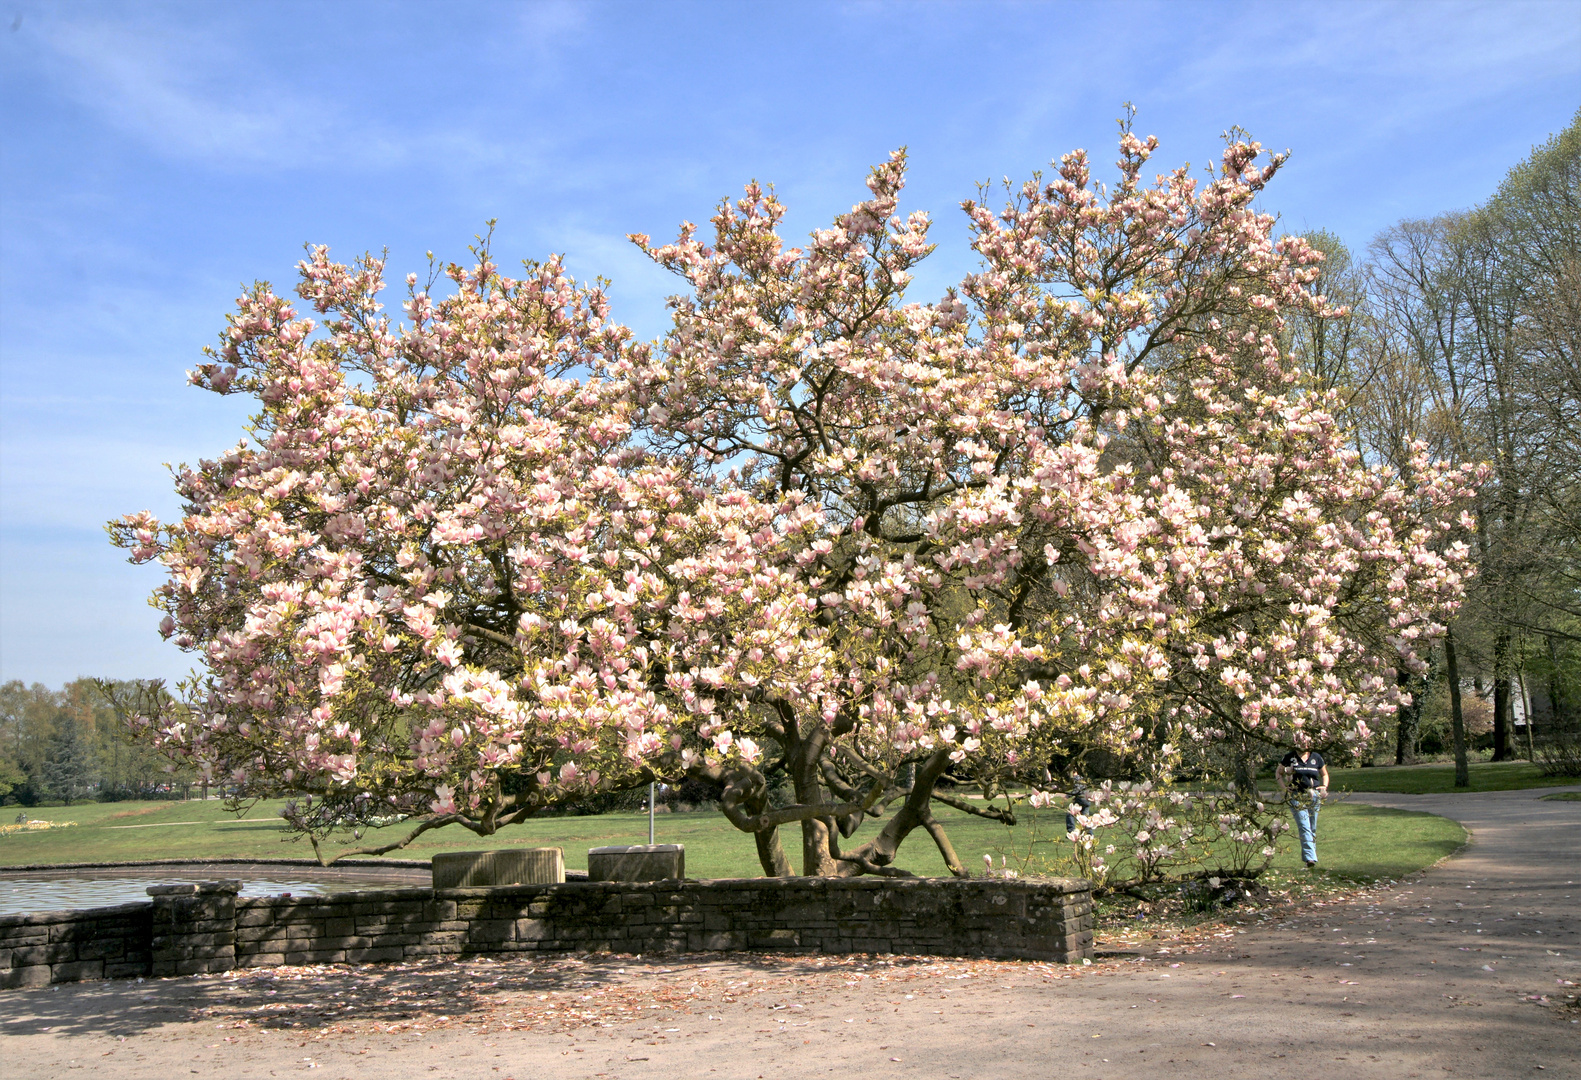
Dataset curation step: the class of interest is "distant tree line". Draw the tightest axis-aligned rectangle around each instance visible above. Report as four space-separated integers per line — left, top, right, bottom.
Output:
1293 109 1581 781
0 679 197 806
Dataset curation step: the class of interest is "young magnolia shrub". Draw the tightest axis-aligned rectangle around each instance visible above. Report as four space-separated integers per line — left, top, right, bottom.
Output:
113 120 1478 872
1023 781 1288 890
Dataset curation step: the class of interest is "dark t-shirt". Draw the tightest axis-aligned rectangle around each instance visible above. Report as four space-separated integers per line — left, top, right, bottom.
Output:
1280 750 1325 791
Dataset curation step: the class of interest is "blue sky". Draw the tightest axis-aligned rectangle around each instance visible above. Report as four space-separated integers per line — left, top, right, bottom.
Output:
2 0 1578 688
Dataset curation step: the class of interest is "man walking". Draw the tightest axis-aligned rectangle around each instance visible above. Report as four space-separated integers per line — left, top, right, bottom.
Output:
1275 747 1328 868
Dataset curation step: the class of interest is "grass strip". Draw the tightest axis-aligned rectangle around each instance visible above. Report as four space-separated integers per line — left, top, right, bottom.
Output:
1330 759 1581 794
2 796 1464 886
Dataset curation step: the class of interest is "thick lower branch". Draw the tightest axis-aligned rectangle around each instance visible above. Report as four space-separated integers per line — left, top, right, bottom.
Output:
836 747 970 877
834 853 915 877
930 789 1017 825
920 811 966 876
304 812 460 866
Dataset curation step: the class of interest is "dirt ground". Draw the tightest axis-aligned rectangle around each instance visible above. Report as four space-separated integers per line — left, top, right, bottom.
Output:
3 786 1577 1079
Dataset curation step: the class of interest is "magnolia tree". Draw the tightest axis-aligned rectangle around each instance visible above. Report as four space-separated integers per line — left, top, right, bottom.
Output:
113 119 1478 875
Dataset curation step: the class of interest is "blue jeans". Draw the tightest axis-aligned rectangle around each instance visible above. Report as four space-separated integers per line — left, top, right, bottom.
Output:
1289 792 1321 864
1066 794 1092 836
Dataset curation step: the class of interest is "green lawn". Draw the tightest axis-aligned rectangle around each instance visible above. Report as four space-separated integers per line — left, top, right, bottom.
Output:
1 795 1465 885
1330 759 1581 794
1278 801 1464 880
1540 791 1581 802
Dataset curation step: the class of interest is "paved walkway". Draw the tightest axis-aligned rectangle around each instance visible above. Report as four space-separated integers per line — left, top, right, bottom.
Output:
2 787 1577 1079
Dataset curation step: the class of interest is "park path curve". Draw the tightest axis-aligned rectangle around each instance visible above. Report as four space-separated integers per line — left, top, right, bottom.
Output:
1 786 1577 1079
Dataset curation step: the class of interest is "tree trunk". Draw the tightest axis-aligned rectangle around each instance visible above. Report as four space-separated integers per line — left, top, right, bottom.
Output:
1395 667 1422 765
1447 629 1470 788
1232 730 1257 792
836 748 966 877
1492 632 1513 761
790 740 839 877
754 824 793 877
1518 666 1536 762
1548 635 1570 729
701 762 794 876
743 778 792 877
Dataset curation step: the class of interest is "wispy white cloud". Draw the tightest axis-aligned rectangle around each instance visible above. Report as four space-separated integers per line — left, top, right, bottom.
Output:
1170 0 1581 133
17 2 589 174
30 11 350 167
510 0 588 64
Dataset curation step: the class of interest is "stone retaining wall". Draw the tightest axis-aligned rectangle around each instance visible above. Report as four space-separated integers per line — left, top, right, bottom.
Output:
0 902 152 988
1 876 1091 989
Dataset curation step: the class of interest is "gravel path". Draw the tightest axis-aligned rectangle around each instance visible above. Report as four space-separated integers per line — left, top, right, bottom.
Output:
3 785 1577 1079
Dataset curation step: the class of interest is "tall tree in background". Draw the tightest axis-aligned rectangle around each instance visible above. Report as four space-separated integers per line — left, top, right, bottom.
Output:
1497 112 1581 767
0 678 192 804
40 716 96 805
0 681 64 805
1286 229 1378 401
1353 110 1580 778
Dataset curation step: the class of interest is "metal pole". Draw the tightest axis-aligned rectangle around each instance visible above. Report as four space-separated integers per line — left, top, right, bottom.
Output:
648 782 655 846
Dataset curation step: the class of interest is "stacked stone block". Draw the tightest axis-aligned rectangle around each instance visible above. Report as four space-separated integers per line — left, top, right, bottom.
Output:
431 847 565 888
149 880 241 976
586 844 685 882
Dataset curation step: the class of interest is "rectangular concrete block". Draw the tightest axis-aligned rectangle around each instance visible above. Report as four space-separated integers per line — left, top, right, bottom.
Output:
105 961 150 979
702 930 746 951
402 943 461 958
49 921 100 943
356 914 425 932
587 844 684 882
76 937 127 961
469 919 515 944
418 930 467 947
235 927 287 944
237 953 287 968
432 848 565 888
515 918 552 941
284 950 345 965
1 929 48 947
0 965 52 989
344 946 404 964
750 928 800 947
50 960 105 983
14 943 75 965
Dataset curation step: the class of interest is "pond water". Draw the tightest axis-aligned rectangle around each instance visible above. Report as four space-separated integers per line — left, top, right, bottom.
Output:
0 873 425 917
